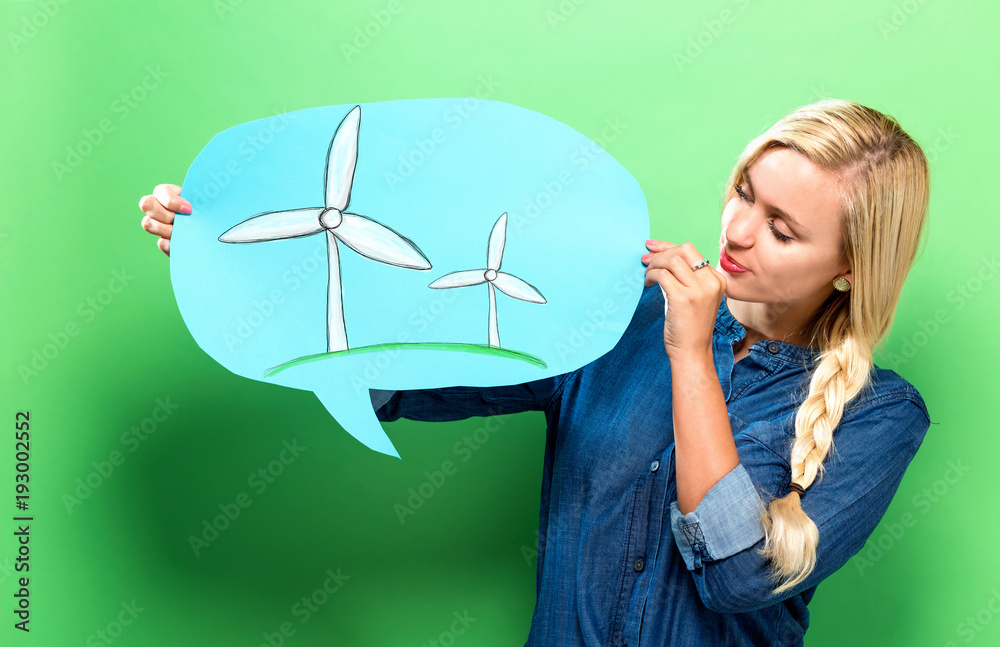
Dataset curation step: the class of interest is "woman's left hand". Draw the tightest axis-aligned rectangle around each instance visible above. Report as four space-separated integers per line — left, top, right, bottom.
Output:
641 240 727 361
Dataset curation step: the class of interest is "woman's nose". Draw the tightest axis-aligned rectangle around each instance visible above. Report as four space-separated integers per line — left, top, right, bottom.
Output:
725 207 755 248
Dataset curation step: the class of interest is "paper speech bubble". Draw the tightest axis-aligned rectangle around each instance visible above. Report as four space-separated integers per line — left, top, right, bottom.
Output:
173 99 648 457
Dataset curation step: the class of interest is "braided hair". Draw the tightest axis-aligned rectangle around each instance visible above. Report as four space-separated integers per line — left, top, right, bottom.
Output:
721 100 930 593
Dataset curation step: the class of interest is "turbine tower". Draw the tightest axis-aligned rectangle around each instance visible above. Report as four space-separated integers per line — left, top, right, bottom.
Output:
428 212 545 347
219 106 432 352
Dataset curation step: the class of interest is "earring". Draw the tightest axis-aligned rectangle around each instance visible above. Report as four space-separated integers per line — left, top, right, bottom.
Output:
833 277 851 292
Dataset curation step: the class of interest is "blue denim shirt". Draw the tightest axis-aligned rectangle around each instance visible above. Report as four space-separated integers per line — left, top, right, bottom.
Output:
374 285 930 646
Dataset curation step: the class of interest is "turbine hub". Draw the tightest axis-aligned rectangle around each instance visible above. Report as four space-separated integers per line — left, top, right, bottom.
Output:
319 208 344 230
484 269 498 282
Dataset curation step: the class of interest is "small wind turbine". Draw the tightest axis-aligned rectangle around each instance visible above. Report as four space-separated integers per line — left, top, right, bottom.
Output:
428 212 545 347
219 105 432 352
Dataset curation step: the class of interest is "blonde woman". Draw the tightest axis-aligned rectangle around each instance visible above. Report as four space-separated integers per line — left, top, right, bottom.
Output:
140 99 930 645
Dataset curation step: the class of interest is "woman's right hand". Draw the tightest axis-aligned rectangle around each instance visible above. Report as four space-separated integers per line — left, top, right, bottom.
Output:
138 184 192 257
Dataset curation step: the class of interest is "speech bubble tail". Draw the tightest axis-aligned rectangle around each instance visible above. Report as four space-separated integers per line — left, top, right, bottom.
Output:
312 386 401 459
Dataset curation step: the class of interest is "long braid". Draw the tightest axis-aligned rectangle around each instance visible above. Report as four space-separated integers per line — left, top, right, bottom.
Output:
759 329 871 593
722 99 929 594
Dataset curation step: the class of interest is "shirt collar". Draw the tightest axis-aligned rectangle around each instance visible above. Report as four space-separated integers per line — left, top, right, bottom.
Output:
715 297 821 367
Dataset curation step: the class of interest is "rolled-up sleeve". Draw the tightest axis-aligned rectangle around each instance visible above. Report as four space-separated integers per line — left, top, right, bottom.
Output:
669 463 766 570
679 390 930 614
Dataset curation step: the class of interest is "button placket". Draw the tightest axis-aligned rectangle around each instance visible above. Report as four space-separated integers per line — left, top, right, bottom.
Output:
610 469 655 643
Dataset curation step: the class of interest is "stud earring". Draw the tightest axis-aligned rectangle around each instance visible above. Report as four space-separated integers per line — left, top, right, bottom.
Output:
833 277 851 292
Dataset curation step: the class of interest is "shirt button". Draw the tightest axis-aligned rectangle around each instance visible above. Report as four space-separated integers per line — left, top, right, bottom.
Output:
767 342 780 354
634 557 645 572
650 460 660 472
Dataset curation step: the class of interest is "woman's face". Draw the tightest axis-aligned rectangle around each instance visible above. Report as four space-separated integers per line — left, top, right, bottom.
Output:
718 146 851 311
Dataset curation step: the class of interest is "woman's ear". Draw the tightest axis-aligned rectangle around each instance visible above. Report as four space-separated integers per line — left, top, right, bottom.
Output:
834 254 851 281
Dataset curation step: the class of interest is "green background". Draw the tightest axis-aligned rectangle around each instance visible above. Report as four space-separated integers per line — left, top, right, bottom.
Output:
2 0 997 645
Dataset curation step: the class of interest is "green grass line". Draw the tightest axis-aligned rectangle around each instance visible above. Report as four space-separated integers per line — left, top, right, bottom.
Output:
265 341 548 376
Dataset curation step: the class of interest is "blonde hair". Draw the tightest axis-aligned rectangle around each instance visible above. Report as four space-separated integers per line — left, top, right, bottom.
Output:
720 100 930 593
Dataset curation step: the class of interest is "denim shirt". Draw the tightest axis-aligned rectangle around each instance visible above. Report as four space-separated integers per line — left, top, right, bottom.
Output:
374 285 930 646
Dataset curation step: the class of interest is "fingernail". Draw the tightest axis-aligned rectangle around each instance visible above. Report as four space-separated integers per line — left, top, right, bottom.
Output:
641 252 652 261
180 204 192 214
645 239 657 246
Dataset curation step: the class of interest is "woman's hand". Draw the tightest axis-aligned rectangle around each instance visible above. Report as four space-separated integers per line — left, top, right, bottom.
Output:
644 240 738 515
138 184 191 257
641 240 727 361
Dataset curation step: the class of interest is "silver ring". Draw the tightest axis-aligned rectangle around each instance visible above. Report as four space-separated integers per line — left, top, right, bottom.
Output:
691 260 710 271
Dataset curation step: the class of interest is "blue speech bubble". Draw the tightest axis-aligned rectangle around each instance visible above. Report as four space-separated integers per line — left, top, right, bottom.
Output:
173 99 648 458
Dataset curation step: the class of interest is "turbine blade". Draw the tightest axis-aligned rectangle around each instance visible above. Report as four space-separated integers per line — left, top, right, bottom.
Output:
428 270 486 289
492 273 546 304
487 212 508 271
334 213 432 270
325 106 361 211
219 208 324 243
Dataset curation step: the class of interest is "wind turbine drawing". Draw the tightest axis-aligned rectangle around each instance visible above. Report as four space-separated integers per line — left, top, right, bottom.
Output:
428 212 546 348
218 105 432 352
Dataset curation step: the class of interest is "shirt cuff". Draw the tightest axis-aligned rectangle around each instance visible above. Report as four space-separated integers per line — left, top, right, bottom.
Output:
369 389 396 412
669 463 766 570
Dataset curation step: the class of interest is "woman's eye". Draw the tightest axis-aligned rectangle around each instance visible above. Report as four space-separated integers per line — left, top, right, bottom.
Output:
735 183 791 243
768 220 792 243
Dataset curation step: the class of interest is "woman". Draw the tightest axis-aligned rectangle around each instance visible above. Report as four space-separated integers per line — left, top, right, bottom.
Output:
140 99 930 645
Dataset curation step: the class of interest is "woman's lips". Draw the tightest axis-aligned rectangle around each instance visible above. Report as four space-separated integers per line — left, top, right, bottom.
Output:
719 249 749 273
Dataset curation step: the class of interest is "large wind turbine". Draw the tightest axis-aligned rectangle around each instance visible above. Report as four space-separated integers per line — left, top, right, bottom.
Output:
428 212 546 347
219 105 432 352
